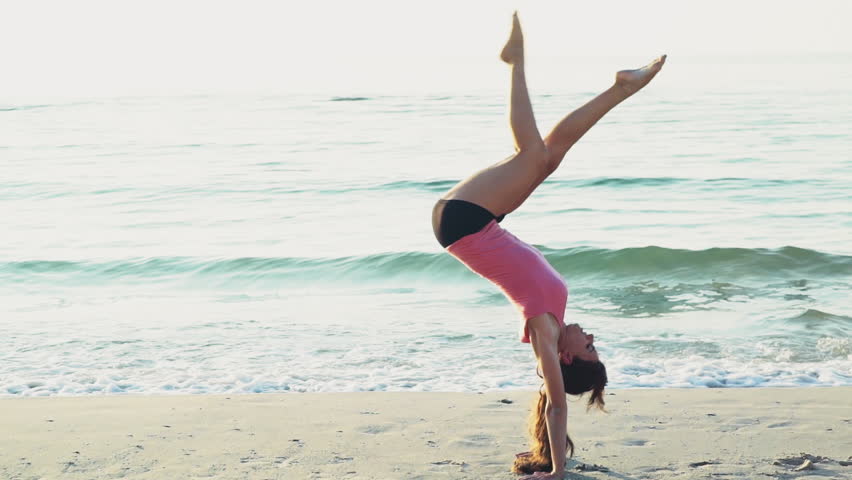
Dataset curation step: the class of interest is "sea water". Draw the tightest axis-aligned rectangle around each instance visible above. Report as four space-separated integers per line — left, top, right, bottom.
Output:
1 57 851 396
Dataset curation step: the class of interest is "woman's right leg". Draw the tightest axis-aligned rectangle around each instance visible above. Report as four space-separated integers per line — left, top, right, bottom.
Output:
543 56 667 172
440 12 551 218
499 56 668 214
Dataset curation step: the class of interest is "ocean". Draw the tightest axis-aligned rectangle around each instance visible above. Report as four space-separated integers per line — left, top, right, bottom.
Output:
2 57 851 396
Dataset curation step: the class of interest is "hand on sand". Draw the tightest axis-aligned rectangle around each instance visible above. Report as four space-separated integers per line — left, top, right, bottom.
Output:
518 471 564 480
500 11 524 65
615 55 667 96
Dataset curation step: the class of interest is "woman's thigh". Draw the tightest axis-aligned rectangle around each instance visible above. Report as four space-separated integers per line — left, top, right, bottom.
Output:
441 149 550 217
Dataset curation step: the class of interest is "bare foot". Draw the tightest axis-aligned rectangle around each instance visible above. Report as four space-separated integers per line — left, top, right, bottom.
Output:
615 55 667 96
500 12 524 65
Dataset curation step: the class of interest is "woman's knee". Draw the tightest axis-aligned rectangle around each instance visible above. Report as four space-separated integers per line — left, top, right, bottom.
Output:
518 145 551 173
545 145 570 173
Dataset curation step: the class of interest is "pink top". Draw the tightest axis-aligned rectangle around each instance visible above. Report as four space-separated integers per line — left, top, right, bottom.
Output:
446 219 568 343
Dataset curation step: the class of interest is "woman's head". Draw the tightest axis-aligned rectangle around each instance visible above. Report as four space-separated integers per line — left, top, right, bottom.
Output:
556 323 607 403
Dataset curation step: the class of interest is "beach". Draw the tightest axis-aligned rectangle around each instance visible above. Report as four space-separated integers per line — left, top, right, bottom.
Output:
3 43 852 480
3 2 852 479
2 387 850 479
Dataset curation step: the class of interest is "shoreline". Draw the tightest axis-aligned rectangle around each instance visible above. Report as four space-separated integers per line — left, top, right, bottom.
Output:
2 387 851 479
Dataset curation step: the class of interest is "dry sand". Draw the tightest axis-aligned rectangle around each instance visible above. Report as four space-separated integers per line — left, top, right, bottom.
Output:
1 387 850 479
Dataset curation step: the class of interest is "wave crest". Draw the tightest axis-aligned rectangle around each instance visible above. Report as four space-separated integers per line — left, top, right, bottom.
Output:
2 246 849 288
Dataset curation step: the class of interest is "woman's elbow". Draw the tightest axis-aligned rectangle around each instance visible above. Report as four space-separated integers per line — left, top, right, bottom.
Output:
545 400 567 416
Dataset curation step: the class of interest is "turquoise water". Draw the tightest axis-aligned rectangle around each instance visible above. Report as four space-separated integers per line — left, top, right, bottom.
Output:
2 60 851 395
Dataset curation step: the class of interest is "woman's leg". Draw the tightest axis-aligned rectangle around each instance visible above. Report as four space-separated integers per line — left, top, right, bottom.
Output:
441 12 551 217
500 56 667 214
502 13 545 153
544 56 667 171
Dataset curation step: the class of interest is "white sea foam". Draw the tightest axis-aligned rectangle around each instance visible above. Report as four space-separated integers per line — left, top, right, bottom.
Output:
3 304 851 397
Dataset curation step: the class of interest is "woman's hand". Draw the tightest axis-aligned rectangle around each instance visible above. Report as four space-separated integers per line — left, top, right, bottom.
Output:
518 472 564 480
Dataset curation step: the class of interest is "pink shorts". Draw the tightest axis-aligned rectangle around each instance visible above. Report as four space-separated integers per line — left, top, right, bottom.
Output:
446 219 568 342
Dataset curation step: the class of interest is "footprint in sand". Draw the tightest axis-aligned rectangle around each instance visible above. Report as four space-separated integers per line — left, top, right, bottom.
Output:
451 433 495 448
622 438 651 447
574 463 609 472
766 421 793 428
631 425 660 432
357 424 394 434
640 465 675 473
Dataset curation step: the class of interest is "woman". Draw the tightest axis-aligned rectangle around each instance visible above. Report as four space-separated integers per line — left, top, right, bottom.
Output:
431 12 666 479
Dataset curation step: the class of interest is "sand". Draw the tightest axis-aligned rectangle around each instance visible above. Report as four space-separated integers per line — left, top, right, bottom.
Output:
1 387 850 479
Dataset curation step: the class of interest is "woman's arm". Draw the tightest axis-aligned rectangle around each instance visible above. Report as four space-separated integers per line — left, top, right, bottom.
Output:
526 314 568 479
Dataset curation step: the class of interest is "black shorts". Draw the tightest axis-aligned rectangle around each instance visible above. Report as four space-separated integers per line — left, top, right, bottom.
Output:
431 199 506 248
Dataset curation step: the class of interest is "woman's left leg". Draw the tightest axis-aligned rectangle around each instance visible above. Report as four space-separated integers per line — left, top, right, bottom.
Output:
498 56 667 214
440 12 551 218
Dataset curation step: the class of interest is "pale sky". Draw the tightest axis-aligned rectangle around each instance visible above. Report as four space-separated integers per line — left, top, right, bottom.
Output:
2 0 851 97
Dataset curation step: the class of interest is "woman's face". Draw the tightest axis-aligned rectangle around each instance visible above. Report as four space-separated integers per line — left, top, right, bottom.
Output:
559 323 599 364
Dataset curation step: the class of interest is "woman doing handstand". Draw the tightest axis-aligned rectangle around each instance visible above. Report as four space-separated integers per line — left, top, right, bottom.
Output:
431 12 666 479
